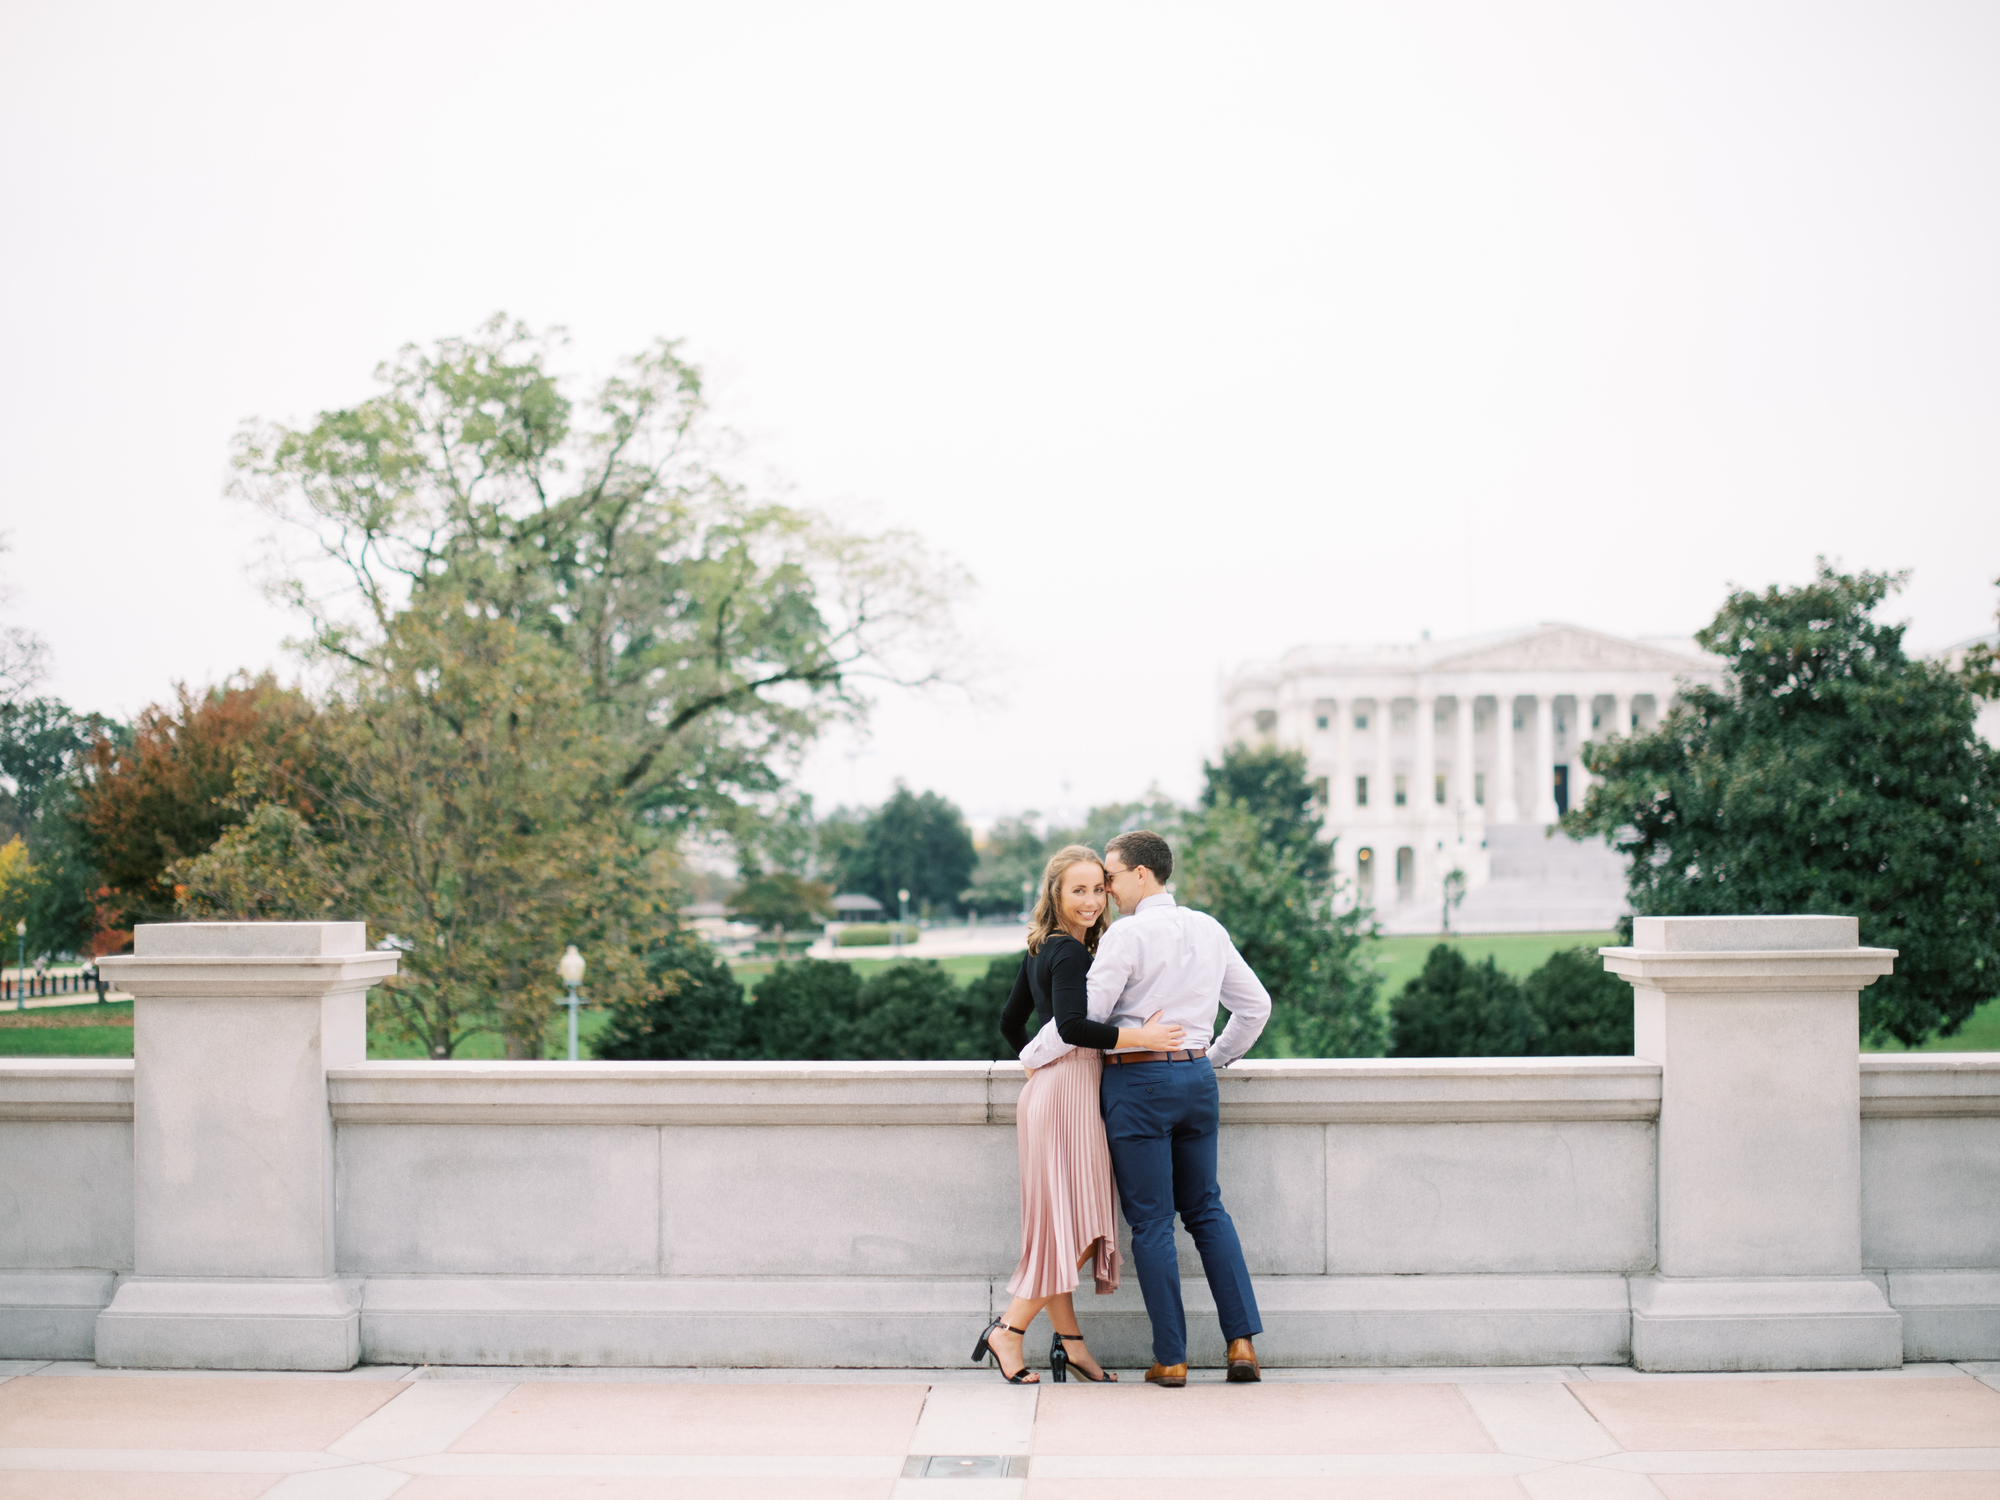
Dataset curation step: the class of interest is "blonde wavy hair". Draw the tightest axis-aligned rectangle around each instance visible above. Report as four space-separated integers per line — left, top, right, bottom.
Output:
1025 844 1109 956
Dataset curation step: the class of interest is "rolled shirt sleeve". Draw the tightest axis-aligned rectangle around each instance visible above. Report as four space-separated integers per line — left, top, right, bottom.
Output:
1015 1007 1073 1069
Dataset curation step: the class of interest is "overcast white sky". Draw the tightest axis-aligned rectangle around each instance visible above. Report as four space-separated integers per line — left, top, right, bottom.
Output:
2 1 1996 830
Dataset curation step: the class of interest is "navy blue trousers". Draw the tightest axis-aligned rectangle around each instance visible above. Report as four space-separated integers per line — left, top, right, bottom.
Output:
1100 1056 1262 1366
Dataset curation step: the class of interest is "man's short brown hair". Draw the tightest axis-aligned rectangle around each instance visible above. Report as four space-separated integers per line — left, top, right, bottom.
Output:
1105 829 1173 884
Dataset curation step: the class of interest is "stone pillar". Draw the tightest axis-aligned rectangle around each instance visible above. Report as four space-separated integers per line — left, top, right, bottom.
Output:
1602 915 1902 1371
1532 693 1559 823
1413 691 1436 822
1494 689 1519 823
1453 694 1475 813
94 922 398 1370
1373 696 1392 824
1613 691 1633 741
1571 693 1594 807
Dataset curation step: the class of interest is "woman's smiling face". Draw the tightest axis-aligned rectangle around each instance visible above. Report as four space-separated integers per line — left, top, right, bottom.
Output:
1059 860 1106 932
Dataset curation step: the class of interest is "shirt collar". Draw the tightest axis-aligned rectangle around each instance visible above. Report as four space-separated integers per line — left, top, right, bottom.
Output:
1136 892 1177 914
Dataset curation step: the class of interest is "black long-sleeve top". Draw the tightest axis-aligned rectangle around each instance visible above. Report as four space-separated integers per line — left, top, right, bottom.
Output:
999 933 1121 1057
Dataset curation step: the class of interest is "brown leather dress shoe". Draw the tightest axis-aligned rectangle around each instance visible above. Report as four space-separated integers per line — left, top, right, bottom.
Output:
1144 1362 1188 1387
1226 1337 1261 1383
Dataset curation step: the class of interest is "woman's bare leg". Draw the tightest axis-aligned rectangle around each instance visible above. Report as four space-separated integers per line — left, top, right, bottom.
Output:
1044 1241 1116 1380
991 1294 1054 1382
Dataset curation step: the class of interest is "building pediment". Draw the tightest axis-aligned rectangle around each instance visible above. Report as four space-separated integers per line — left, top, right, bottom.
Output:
1429 624 1714 676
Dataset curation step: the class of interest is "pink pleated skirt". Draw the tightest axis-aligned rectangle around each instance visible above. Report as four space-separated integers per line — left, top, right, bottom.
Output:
1007 1046 1122 1298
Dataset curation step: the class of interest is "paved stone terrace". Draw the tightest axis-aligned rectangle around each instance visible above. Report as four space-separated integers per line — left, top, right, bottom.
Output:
2 1360 1999 1498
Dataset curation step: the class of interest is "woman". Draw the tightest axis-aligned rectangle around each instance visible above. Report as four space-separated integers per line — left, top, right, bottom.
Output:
975 845 1184 1384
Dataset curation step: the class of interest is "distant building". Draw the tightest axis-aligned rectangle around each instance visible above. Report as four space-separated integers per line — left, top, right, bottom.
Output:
1218 623 1725 932
1940 631 2000 750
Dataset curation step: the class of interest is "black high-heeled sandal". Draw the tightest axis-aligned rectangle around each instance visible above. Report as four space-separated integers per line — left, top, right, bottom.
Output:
973 1318 1039 1383
1050 1330 1117 1382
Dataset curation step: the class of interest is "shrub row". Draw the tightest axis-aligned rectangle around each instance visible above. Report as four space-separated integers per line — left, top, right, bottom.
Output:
594 938 1022 1062
595 935 1638 1064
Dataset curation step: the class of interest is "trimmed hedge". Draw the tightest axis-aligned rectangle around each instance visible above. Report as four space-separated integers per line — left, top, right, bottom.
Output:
835 923 919 947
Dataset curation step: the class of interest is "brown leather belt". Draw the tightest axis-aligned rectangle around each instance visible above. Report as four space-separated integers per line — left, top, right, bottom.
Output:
1104 1048 1207 1066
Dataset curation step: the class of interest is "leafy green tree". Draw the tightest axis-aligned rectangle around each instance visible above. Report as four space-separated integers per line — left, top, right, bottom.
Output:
76 675 319 936
1047 792 1184 856
594 926 746 1060
838 785 977 918
743 959 863 1059
812 807 870 896
1523 947 1633 1055
1959 576 1998 699
727 872 833 943
0 699 112 836
961 816 1048 915
1566 564 2000 1046
1179 752 1383 1058
1198 743 1331 883
1389 945 1546 1057
0 837 29 947
234 316 960 849
0 698 124 958
177 601 667 1058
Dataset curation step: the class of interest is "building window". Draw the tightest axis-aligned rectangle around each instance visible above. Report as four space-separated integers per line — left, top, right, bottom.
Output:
1474 772 1486 806
1254 709 1276 735
1354 711 1369 731
1513 712 1524 730
1434 774 1447 805
1312 777 1328 807
1315 714 1329 730
1355 775 1368 808
1394 775 1408 808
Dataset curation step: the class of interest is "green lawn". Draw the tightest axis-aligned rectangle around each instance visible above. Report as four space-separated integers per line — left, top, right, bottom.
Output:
1864 996 2000 1053
0 1023 135 1056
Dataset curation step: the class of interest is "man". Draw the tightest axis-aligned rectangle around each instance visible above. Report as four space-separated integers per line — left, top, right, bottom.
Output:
1017 828 1272 1386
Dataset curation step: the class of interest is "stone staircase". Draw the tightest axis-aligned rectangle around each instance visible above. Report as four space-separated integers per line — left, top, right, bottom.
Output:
1443 824 1629 934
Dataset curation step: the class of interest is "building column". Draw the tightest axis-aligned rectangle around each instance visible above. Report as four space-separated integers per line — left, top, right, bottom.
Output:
1454 694 1476 815
1413 691 1436 823
1613 691 1634 742
1532 692 1559 824
95 922 399 1369
1571 692 1594 808
1332 698 1353 821
1494 688 1519 823
1373 696 1392 825
1603 915 1902 1370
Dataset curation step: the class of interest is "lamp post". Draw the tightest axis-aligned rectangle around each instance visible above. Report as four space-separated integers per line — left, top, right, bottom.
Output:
13 920 23 1010
896 887 909 949
557 944 587 1061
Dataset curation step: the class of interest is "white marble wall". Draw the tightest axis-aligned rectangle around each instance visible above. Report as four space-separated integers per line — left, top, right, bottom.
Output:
0 915 1992 1371
2 1050 1995 1368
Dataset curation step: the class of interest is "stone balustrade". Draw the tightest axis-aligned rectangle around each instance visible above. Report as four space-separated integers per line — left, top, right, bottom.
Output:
0 917 1994 1372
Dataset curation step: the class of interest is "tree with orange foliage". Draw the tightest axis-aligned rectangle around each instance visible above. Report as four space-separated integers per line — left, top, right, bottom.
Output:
78 673 324 935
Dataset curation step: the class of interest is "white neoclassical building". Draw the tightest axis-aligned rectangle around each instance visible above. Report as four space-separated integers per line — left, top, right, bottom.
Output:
1219 623 1726 932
